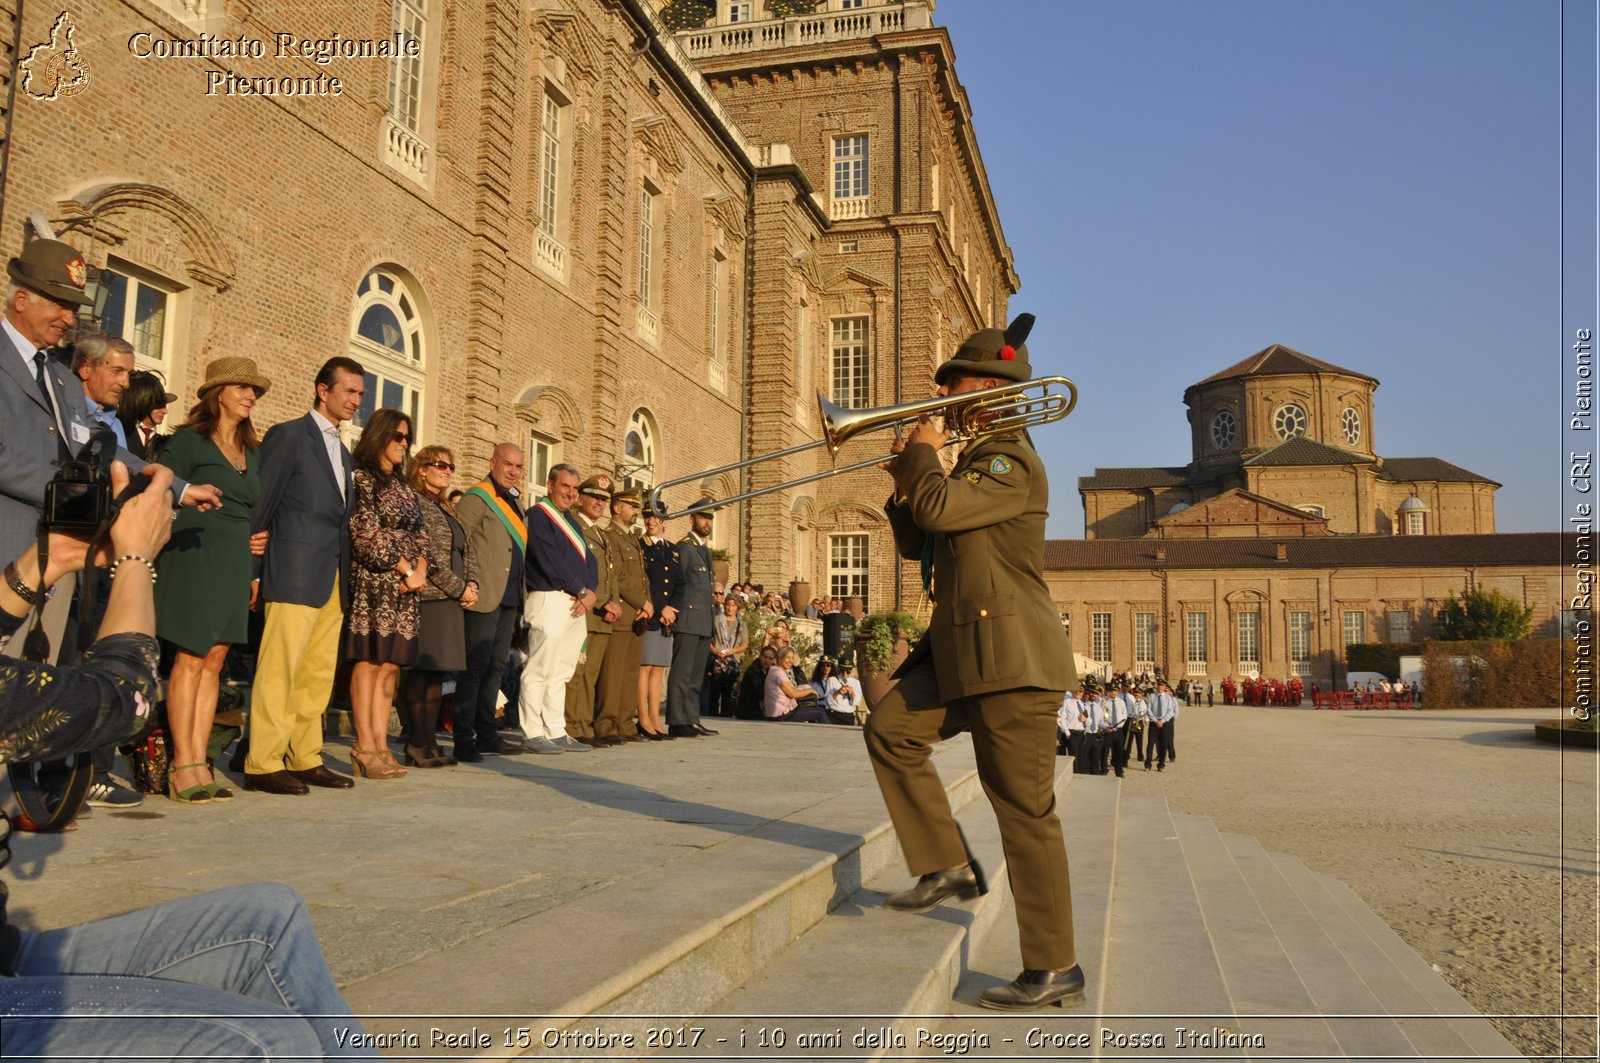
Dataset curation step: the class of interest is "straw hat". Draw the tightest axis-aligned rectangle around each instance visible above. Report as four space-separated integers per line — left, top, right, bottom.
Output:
197 356 272 397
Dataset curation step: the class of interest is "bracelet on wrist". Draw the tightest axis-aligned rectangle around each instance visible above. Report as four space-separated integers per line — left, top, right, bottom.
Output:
4 561 41 606
109 554 158 584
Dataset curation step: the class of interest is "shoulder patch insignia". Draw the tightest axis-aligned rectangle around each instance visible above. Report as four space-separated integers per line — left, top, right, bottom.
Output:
989 456 1014 475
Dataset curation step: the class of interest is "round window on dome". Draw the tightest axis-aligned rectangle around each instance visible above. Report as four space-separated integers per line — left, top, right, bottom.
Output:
1342 407 1362 445
1273 403 1308 440
1210 409 1237 451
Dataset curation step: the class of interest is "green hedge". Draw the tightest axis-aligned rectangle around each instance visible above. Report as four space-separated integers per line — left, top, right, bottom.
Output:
1420 639 1564 709
1345 642 1422 679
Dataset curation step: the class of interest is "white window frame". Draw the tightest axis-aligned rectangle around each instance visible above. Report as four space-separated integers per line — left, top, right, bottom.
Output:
708 248 727 361
387 0 426 133
1090 612 1112 664
1386 609 1413 642
1289 610 1312 676
535 85 572 280
830 316 869 409
828 533 869 605
636 181 663 343
349 267 427 436
1237 612 1260 670
1134 611 1157 671
529 431 560 498
1406 510 1425 536
727 1 752 22
831 134 869 215
1185 612 1208 676
97 260 180 374
621 408 657 494
1342 610 1365 651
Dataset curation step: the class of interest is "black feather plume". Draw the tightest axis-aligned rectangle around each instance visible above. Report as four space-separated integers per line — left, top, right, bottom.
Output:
1004 313 1035 348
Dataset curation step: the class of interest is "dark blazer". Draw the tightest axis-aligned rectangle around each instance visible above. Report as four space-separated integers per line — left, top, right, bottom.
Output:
251 413 353 608
886 431 1075 703
669 534 715 638
641 537 680 632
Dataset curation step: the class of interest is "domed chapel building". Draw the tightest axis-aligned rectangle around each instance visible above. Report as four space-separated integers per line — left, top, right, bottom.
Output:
1048 345 1570 687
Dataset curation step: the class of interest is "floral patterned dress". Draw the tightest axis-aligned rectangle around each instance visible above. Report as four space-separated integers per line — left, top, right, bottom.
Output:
344 468 429 665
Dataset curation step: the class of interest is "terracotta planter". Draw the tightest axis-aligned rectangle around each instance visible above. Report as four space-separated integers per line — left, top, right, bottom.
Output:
843 596 866 619
789 580 812 610
712 558 730 588
854 633 911 710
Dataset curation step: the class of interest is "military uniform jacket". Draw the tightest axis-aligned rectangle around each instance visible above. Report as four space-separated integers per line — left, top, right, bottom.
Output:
886 431 1075 705
579 515 616 635
605 521 649 632
641 537 680 632
669 533 715 638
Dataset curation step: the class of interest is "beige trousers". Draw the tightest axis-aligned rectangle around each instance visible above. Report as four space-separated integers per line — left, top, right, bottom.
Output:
247 577 343 774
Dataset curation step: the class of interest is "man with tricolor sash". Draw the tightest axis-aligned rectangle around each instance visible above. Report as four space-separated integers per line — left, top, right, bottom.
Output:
453 442 530 763
519 463 599 754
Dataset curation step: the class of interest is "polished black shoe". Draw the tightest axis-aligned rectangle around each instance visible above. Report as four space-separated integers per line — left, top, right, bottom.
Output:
667 725 699 738
288 764 355 789
493 738 526 755
978 965 1087 1011
454 744 484 763
692 724 719 736
241 770 310 796
883 861 988 913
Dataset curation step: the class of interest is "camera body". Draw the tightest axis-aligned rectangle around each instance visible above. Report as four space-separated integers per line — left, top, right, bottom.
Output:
43 428 149 531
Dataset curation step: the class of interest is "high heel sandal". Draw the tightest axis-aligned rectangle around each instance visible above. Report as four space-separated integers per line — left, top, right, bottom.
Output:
167 763 213 804
351 748 404 780
201 759 234 800
380 746 409 776
427 746 457 767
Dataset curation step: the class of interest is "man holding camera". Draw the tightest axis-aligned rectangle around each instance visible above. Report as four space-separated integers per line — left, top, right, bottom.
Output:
2 240 221 824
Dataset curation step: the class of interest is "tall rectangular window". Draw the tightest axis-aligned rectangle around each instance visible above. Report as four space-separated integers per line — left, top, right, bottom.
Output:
708 251 724 359
1289 610 1312 674
830 317 869 409
1134 612 1157 667
832 134 869 201
539 93 562 237
388 0 426 132
1237 612 1260 668
829 533 869 605
1342 610 1364 650
1090 612 1111 663
1386 610 1412 642
728 1 752 21
638 187 656 306
1185 612 1208 675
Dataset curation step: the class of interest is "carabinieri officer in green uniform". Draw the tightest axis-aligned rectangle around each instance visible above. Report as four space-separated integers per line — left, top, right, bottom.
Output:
863 314 1082 1010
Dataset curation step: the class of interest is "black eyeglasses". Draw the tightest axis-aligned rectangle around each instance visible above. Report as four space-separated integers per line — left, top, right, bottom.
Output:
424 461 455 471
392 432 412 446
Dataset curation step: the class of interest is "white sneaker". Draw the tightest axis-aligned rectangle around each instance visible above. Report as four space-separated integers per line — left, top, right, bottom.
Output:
523 736 564 754
556 736 593 752
85 779 145 808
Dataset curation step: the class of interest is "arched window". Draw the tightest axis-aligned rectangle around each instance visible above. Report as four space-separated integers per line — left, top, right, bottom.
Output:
621 408 658 493
349 267 428 432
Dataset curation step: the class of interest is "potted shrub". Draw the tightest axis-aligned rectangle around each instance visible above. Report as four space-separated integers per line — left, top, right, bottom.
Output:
852 611 928 709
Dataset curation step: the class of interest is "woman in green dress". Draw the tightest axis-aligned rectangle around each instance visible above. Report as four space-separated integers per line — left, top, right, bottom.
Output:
156 357 271 803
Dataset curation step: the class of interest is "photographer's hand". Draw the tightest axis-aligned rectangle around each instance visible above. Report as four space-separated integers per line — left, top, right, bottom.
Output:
96 462 176 640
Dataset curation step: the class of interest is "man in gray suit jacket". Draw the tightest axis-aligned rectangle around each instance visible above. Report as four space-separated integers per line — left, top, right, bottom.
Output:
665 499 718 738
243 357 364 795
0 240 218 568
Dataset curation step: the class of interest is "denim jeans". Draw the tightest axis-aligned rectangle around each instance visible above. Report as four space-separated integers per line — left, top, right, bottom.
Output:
1 882 379 1059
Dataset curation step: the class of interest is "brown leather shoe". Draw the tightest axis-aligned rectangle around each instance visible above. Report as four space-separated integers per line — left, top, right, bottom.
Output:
884 861 988 913
977 965 1086 1010
288 764 354 789
242 770 310 796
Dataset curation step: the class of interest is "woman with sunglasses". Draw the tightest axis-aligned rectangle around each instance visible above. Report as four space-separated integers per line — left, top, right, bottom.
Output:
402 445 479 767
344 409 428 780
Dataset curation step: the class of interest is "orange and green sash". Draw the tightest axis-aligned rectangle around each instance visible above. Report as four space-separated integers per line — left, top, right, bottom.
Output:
465 481 525 552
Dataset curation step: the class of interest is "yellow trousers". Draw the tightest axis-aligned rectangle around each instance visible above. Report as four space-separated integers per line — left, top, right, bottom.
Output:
247 577 343 774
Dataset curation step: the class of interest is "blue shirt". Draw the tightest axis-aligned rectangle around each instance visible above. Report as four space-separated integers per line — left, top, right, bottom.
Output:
524 499 597 597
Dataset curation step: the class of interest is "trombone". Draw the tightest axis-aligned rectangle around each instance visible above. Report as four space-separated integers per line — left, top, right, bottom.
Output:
645 375 1077 519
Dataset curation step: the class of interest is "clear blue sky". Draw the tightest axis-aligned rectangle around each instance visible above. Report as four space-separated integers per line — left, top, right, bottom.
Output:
935 0 1565 539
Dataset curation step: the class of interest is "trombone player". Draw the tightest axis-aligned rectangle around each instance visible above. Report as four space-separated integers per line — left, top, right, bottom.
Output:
863 314 1084 1010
